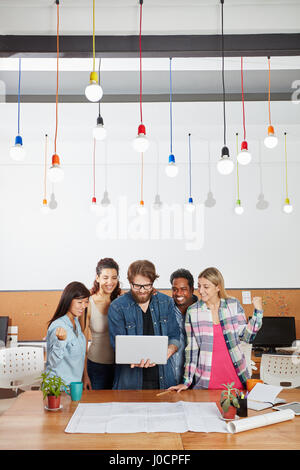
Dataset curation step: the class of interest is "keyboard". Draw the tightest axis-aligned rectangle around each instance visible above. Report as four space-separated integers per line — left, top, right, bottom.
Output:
276 349 296 355
254 349 296 357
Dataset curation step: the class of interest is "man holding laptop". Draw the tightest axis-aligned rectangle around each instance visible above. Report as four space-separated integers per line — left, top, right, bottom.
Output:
108 260 180 390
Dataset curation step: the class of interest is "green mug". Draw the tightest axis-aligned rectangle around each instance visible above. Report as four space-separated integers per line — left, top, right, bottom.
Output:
65 381 83 401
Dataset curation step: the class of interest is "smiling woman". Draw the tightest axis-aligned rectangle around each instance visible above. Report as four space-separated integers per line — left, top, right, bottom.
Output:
169 267 264 393
80 258 121 391
45 281 90 386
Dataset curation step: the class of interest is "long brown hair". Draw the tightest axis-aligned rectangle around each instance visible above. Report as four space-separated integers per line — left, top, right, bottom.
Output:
48 281 91 329
91 258 121 301
198 267 229 299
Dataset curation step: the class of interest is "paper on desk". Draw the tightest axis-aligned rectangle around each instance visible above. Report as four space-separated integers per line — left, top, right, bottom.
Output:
64 402 228 434
247 383 282 410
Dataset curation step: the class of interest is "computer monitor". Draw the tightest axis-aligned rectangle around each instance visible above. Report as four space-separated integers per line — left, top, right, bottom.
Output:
0 316 9 347
250 316 296 353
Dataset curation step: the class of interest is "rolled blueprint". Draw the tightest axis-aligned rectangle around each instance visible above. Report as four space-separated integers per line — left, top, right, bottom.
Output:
227 409 295 434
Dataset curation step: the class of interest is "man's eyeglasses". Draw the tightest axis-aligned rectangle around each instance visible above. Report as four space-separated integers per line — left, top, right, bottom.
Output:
131 283 153 292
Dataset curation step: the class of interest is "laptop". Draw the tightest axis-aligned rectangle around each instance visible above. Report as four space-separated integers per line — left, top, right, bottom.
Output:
115 335 168 365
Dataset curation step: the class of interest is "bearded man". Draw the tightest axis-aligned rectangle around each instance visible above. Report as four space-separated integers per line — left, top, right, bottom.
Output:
108 260 180 390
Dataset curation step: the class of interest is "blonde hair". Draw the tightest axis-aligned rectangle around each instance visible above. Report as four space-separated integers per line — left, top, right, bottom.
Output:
198 267 229 299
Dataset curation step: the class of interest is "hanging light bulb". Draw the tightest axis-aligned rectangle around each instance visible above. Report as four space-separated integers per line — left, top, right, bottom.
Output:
10 58 26 161
264 125 278 149
85 0 103 102
234 199 244 215
185 197 195 213
165 154 178 177
93 116 107 140
137 200 147 215
41 199 50 214
217 146 234 175
217 0 233 176
264 57 278 149
237 140 252 165
283 198 293 214
90 196 100 214
10 135 26 161
85 72 103 102
49 154 64 183
133 124 149 152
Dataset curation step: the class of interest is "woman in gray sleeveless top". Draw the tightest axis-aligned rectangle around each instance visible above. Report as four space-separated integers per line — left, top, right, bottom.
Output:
80 258 121 389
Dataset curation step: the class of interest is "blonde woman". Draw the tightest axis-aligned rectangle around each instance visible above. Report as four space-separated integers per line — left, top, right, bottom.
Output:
80 258 121 390
169 267 263 392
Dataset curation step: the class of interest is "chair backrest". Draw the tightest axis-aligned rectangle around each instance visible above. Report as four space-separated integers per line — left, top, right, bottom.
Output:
239 341 253 377
0 346 44 388
260 354 300 388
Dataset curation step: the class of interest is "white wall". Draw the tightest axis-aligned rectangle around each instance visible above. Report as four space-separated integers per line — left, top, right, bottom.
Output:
0 99 299 290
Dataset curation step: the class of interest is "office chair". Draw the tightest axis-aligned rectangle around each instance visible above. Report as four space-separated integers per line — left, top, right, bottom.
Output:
260 353 300 388
0 347 44 395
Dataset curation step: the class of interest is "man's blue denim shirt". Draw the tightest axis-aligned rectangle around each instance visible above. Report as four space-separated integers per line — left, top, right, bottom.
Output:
108 290 180 390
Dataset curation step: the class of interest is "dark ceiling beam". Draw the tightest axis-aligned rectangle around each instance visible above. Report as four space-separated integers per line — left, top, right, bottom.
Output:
1 34 300 58
5 92 291 103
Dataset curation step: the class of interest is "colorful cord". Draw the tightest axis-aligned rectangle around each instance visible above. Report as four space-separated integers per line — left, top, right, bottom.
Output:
54 0 59 154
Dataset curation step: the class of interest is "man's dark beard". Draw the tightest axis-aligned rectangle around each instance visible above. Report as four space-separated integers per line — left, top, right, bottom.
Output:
131 289 153 305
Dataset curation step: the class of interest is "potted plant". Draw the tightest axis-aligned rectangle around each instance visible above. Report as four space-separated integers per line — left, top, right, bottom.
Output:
220 382 240 420
39 370 67 410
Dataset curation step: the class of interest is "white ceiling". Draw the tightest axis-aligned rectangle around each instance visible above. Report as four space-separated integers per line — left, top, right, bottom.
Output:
0 0 299 35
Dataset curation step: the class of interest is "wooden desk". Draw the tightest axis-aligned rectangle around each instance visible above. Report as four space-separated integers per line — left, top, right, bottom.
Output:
0 389 299 450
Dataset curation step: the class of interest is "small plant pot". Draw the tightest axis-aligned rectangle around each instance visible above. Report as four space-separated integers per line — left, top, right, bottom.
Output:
47 395 61 410
222 405 237 420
